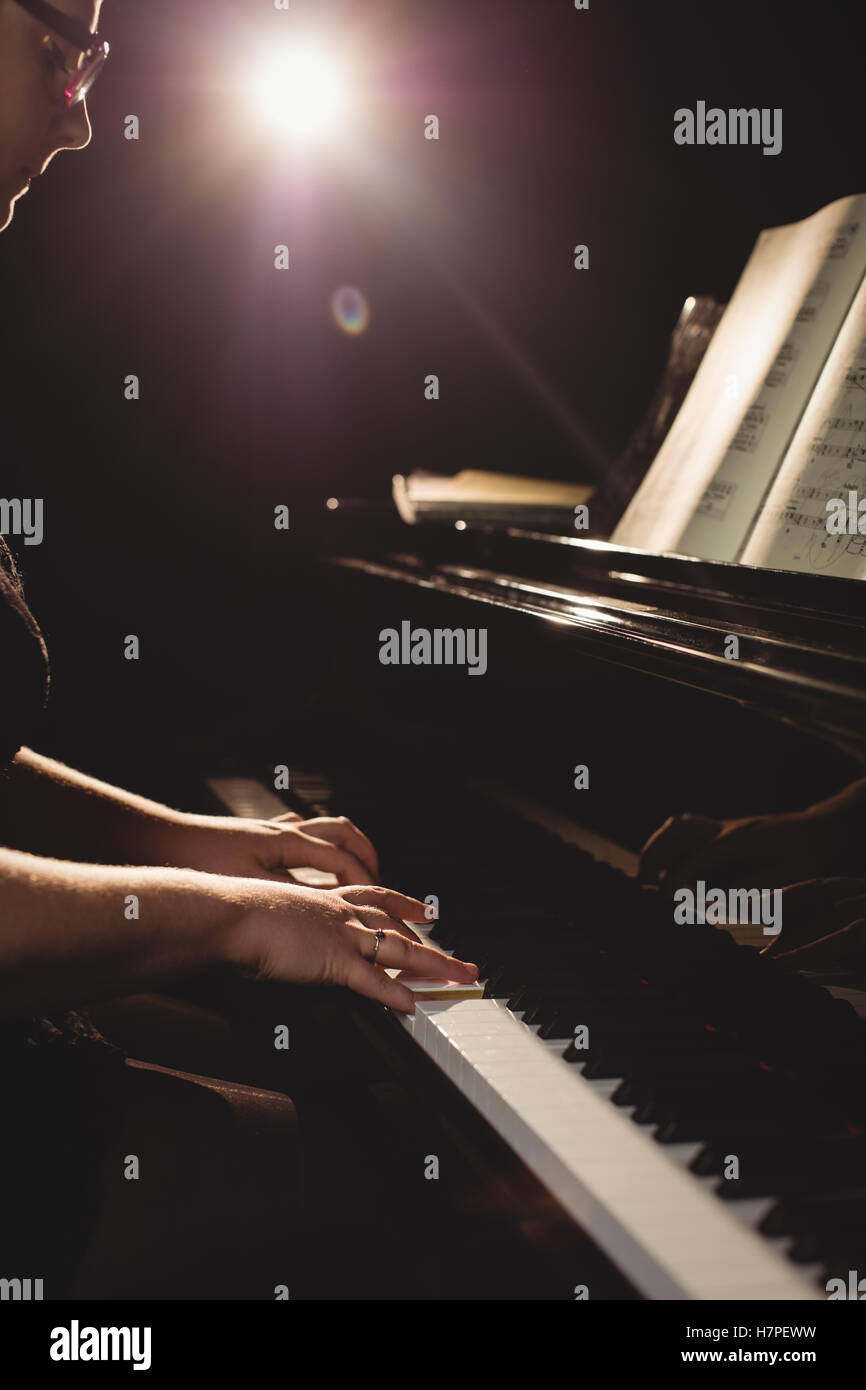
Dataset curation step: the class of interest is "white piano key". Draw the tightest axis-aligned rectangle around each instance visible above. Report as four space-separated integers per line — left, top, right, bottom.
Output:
290 866 340 888
403 980 486 1000
412 1001 452 1050
474 1044 544 1075
579 1077 624 1101
400 1009 418 1038
725 1196 777 1229
662 1142 704 1170
204 776 292 819
434 999 508 1029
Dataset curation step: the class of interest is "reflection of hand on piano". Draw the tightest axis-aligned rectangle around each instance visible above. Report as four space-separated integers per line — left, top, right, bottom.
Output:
761 877 866 969
638 807 840 892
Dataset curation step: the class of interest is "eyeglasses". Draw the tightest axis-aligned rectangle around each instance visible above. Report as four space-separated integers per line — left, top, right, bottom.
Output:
13 0 109 107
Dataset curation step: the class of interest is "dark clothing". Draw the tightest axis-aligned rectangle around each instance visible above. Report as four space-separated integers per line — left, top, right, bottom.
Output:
0 538 127 1295
0 544 301 1298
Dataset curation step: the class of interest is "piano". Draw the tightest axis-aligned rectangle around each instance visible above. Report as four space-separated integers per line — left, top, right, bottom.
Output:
202 505 866 1301
189 292 864 1303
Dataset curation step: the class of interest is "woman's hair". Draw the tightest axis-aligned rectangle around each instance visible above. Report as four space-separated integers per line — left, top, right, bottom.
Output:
0 533 50 711
0 534 24 597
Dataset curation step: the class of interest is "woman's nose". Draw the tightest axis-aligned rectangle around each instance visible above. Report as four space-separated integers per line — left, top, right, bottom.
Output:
52 99 93 154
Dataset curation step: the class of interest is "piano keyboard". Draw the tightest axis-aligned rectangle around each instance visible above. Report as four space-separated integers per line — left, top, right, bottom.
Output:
207 772 866 1301
398 995 817 1299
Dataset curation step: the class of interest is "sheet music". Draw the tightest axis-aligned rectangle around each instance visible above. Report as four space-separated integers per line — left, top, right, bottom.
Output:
740 271 866 576
612 195 866 561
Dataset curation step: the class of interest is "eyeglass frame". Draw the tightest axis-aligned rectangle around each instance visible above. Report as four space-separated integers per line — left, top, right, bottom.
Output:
12 0 109 106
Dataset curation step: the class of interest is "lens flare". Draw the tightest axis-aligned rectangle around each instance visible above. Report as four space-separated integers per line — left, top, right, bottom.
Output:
331 285 370 335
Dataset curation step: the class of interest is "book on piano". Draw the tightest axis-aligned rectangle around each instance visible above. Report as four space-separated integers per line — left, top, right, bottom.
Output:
393 468 594 531
612 193 866 577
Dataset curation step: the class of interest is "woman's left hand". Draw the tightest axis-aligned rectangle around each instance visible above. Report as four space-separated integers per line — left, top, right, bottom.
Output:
161 811 380 886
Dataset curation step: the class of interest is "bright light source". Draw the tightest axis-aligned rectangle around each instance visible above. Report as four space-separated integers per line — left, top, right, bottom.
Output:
251 45 345 138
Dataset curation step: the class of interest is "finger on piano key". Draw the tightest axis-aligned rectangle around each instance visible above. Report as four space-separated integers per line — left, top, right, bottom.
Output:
388 920 486 997
385 970 486 1001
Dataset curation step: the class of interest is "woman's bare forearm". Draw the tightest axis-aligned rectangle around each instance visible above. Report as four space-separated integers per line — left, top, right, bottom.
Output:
0 748 199 864
0 850 477 1021
0 847 243 1017
808 777 866 828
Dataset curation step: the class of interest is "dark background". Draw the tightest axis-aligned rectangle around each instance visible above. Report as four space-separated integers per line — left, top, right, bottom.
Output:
0 0 863 796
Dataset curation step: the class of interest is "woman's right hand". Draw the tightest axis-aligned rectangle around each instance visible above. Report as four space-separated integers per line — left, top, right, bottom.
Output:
220 880 476 1014
638 806 840 892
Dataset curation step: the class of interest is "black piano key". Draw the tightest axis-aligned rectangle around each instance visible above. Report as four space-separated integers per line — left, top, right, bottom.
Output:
762 1190 866 1268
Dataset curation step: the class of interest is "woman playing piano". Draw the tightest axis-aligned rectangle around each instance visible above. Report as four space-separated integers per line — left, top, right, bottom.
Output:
0 0 475 1297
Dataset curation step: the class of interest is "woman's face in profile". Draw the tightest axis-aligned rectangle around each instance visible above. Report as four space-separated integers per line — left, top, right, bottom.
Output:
0 0 100 231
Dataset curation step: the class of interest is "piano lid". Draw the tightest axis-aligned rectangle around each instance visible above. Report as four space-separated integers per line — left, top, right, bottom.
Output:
322 505 866 759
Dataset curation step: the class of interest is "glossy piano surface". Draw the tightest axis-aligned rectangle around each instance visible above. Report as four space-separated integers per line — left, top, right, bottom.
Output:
321 503 866 757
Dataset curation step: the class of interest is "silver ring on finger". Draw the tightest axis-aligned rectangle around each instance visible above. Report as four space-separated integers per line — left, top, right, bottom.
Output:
371 927 386 964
